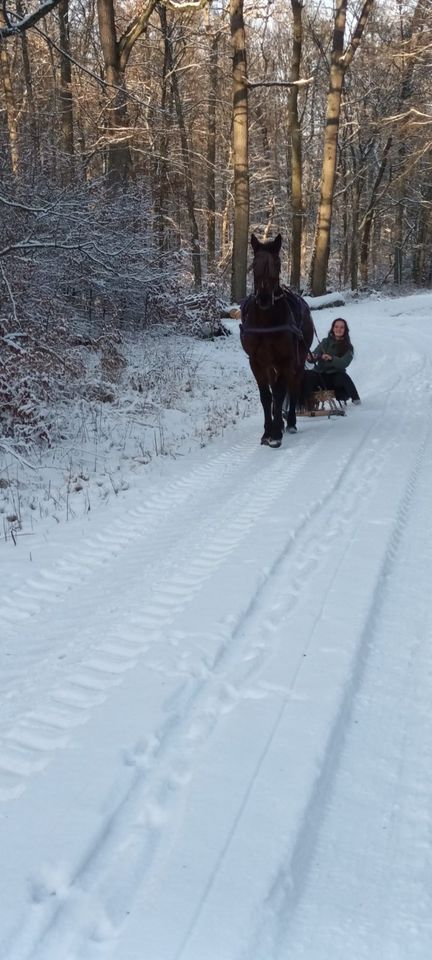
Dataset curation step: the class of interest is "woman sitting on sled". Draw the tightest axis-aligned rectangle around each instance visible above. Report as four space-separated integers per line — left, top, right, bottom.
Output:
301 317 361 408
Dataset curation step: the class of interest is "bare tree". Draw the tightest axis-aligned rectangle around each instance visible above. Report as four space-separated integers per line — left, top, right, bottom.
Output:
158 4 202 287
96 0 158 183
360 135 392 285
310 0 374 296
230 0 249 302
0 11 20 173
287 0 304 290
392 0 429 284
0 0 63 38
58 0 74 168
205 3 221 272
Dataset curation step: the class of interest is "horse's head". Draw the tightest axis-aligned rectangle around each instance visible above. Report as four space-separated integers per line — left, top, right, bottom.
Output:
251 233 282 307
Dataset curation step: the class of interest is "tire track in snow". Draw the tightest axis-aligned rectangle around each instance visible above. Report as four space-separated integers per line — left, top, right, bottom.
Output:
3 398 411 960
0 403 386 807
0 433 264 625
278 457 432 960
155 400 423 960
1 365 424 958
242 402 432 960
0 430 329 803
112 379 429 960
0 428 298 723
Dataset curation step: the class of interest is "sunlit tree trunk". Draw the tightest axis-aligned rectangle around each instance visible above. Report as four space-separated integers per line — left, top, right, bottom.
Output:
16 0 39 169
96 0 157 185
254 4 272 234
230 0 249 302
96 0 129 183
310 0 347 295
59 0 74 173
310 0 374 295
287 0 303 291
0 18 19 174
155 4 172 258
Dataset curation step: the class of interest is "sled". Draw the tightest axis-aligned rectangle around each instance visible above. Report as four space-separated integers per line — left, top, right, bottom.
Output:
296 388 346 418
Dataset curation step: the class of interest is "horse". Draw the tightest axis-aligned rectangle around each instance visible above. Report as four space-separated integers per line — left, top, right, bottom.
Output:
240 233 313 447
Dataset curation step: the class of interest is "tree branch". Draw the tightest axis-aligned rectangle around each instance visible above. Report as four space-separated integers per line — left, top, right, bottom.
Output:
0 0 62 38
119 0 159 70
246 76 313 89
340 0 374 70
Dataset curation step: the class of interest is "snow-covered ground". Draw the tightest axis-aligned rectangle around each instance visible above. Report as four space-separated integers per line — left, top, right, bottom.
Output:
1 290 432 960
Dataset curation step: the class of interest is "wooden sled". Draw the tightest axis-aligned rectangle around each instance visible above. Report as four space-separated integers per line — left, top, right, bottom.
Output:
296 389 346 418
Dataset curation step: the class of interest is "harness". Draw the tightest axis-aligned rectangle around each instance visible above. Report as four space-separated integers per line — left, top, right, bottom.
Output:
239 288 308 342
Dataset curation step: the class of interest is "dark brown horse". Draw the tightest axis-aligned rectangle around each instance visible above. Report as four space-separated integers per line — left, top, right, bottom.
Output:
240 233 313 447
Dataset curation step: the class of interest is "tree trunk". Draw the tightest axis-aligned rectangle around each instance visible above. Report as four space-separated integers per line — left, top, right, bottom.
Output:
350 177 359 291
96 0 130 183
391 0 427 284
206 10 219 273
310 0 347 295
163 14 202 288
0 20 19 175
287 0 303 291
16 0 39 170
310 0 374 295
230 0 249 302
96 0 157 185
156 4 172 258
412 187 432 285
359 135 392 285
58 0 74 172
254 18 272 234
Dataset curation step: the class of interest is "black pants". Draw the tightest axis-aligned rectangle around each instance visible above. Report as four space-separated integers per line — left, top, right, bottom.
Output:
301 369 360 405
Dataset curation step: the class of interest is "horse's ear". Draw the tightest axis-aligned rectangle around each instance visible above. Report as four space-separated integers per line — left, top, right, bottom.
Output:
274 233 282 252
251 234 260 252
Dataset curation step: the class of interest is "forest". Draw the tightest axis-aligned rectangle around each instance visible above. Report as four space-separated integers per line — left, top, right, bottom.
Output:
0 0 431 455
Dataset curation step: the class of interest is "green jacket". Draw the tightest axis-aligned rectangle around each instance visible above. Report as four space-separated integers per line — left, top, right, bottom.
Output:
313 334 353 374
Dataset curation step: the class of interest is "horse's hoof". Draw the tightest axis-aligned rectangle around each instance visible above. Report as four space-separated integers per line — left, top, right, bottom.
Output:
268 438 282 448
261 436 271 445
287 426 297 434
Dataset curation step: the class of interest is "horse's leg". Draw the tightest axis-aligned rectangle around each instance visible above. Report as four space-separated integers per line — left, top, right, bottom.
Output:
258 383 273 443
251 374 273 443
284 395 296 433
268 376 286 446
286 372 305 433
250 362 273 443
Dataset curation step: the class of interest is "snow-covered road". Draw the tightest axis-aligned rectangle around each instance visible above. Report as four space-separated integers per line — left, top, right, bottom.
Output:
2 292 432 959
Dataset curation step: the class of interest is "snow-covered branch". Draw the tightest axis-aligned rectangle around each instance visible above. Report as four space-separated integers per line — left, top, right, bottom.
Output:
0 0 62 38
246 76 314 89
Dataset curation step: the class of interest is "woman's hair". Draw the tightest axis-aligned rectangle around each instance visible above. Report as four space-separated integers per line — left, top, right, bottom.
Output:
328 317 354 356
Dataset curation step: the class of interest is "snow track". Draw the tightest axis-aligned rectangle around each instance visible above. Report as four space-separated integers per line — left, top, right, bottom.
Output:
2 297 432 960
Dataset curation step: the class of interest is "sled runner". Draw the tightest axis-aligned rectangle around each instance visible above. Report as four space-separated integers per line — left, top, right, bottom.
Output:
295 388 346 418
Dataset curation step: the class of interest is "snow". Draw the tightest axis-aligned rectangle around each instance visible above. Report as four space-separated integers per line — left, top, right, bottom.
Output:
1 290 432 960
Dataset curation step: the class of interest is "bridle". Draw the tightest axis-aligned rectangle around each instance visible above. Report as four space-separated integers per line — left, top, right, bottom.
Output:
252 250 281 310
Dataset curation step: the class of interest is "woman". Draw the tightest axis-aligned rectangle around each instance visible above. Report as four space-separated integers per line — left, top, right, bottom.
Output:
301 317 361 407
